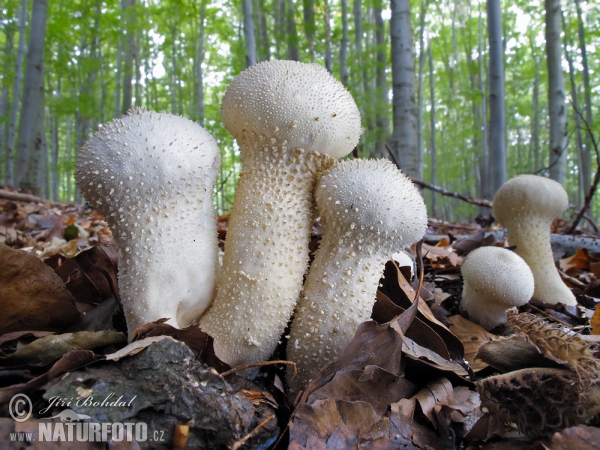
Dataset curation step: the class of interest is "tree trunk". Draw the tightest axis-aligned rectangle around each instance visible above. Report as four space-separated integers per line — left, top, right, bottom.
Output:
545 0 567 184
374 0 389 158
6 0 28 186
121 0 135 115
323 0 332 73
275 0 285 59
15 0 48 193
339 0 349 85
0 27 14 184
428 43 438 218
477 1 489 202
389 0 418 177
243 0 256 67
286 0 300 61
486 0 506 197
303 0 315 62
113 33 123 118
416 0 429 182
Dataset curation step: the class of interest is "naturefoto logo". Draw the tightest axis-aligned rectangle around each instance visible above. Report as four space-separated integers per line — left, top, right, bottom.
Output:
8 393 165 444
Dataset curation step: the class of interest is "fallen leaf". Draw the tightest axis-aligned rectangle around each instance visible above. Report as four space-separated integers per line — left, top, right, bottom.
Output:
591 307 600 335
446 315 497 372
548 425 600 449
0 244 80 334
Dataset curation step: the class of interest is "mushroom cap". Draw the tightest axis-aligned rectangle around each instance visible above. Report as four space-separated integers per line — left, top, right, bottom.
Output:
492 174 569 225
221 60 362 159
460 246 534 328
316 159 428 248
76 109 220 216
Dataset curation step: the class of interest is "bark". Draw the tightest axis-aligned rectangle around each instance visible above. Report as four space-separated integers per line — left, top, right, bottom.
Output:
121 0 135 115
428 44 438 218
15 0 48 193
275 0 285 59
303 0 315 62
545 0 568 184
374 0 389 158
486 0 506 196
6 0 28 186
254 0 270 61
196 0 206 125
0 27 14 183
113 33 123 118
323 0 332 73
389 0 418 177
243 0 256 67
339 0 349 85
416 0 429 182
170 16 179 114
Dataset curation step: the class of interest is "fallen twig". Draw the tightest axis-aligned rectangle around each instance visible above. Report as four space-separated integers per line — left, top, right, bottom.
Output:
230 414 276 450
385 144 493 208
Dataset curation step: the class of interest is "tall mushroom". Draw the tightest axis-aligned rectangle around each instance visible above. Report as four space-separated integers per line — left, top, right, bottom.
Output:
76 109 221 338
287 159 428 392
200 60 362 367
492 174 576 306
460 246 535 330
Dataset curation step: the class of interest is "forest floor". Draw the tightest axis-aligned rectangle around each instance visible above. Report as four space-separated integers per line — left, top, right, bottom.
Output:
0 186 600 449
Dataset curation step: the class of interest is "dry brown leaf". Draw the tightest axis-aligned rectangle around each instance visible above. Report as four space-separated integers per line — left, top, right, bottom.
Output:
446 315 497 371
0 244 80 334
591 307 600 336
105 335 172 361
0 331 126 366
547 425 600 449
413 377 454 428
559 248 590 274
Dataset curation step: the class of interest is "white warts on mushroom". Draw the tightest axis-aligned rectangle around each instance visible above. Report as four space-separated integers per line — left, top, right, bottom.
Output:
200 60 362 367
460 246 535 330
492 174 577 306
286 159 428 392
76 109 221 339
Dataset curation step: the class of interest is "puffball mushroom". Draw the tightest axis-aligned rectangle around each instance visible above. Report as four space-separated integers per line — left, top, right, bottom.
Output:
492 174 577 306
200 60 362 367
76 109 221 339
460 246 535 330
286 159 428 392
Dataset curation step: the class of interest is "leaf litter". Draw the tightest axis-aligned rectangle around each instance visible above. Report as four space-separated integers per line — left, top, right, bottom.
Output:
0 193 599 448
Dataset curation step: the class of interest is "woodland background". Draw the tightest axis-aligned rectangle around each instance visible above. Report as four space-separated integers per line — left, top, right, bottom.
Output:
0 0 598 222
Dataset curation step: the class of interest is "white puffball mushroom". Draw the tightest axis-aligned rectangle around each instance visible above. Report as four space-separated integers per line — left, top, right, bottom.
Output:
460 246 535 330
492 174 576 306
200 60 362 367
286 159 428 392
76 109 221 339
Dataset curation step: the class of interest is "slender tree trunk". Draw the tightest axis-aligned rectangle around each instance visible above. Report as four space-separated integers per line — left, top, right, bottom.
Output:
0 27 14 183
477 0 489 201
389 0 418 177
121 0 135 115
6 0 28 186
275 0 285 59
113 34 123 118
196 0 206 125
428 43 438 218
486 0 506 196
416 0 429 182
561 11 586 205
323 0 332 73
545 0 567 184
339 0 349 85
286 0 300 61
531 58 541 172
243 0 256 67
15 0 48 193
374 0 389 158
170 19 178 114
303 0 315 62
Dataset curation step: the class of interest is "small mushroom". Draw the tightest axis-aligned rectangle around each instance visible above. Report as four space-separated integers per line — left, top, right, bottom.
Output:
286 159 428 392
492 174 576 306
76 109 221 339
460 246 535 330
200 60 362 367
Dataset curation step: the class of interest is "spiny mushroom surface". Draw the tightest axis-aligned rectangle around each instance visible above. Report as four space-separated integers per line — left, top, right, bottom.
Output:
460 246 534 330
76 109 221 339
200 60 362 367
286 159 428 392
492 174 576 306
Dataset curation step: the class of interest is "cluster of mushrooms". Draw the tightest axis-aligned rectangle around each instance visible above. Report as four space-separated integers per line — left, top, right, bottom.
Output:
76 60 577 394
